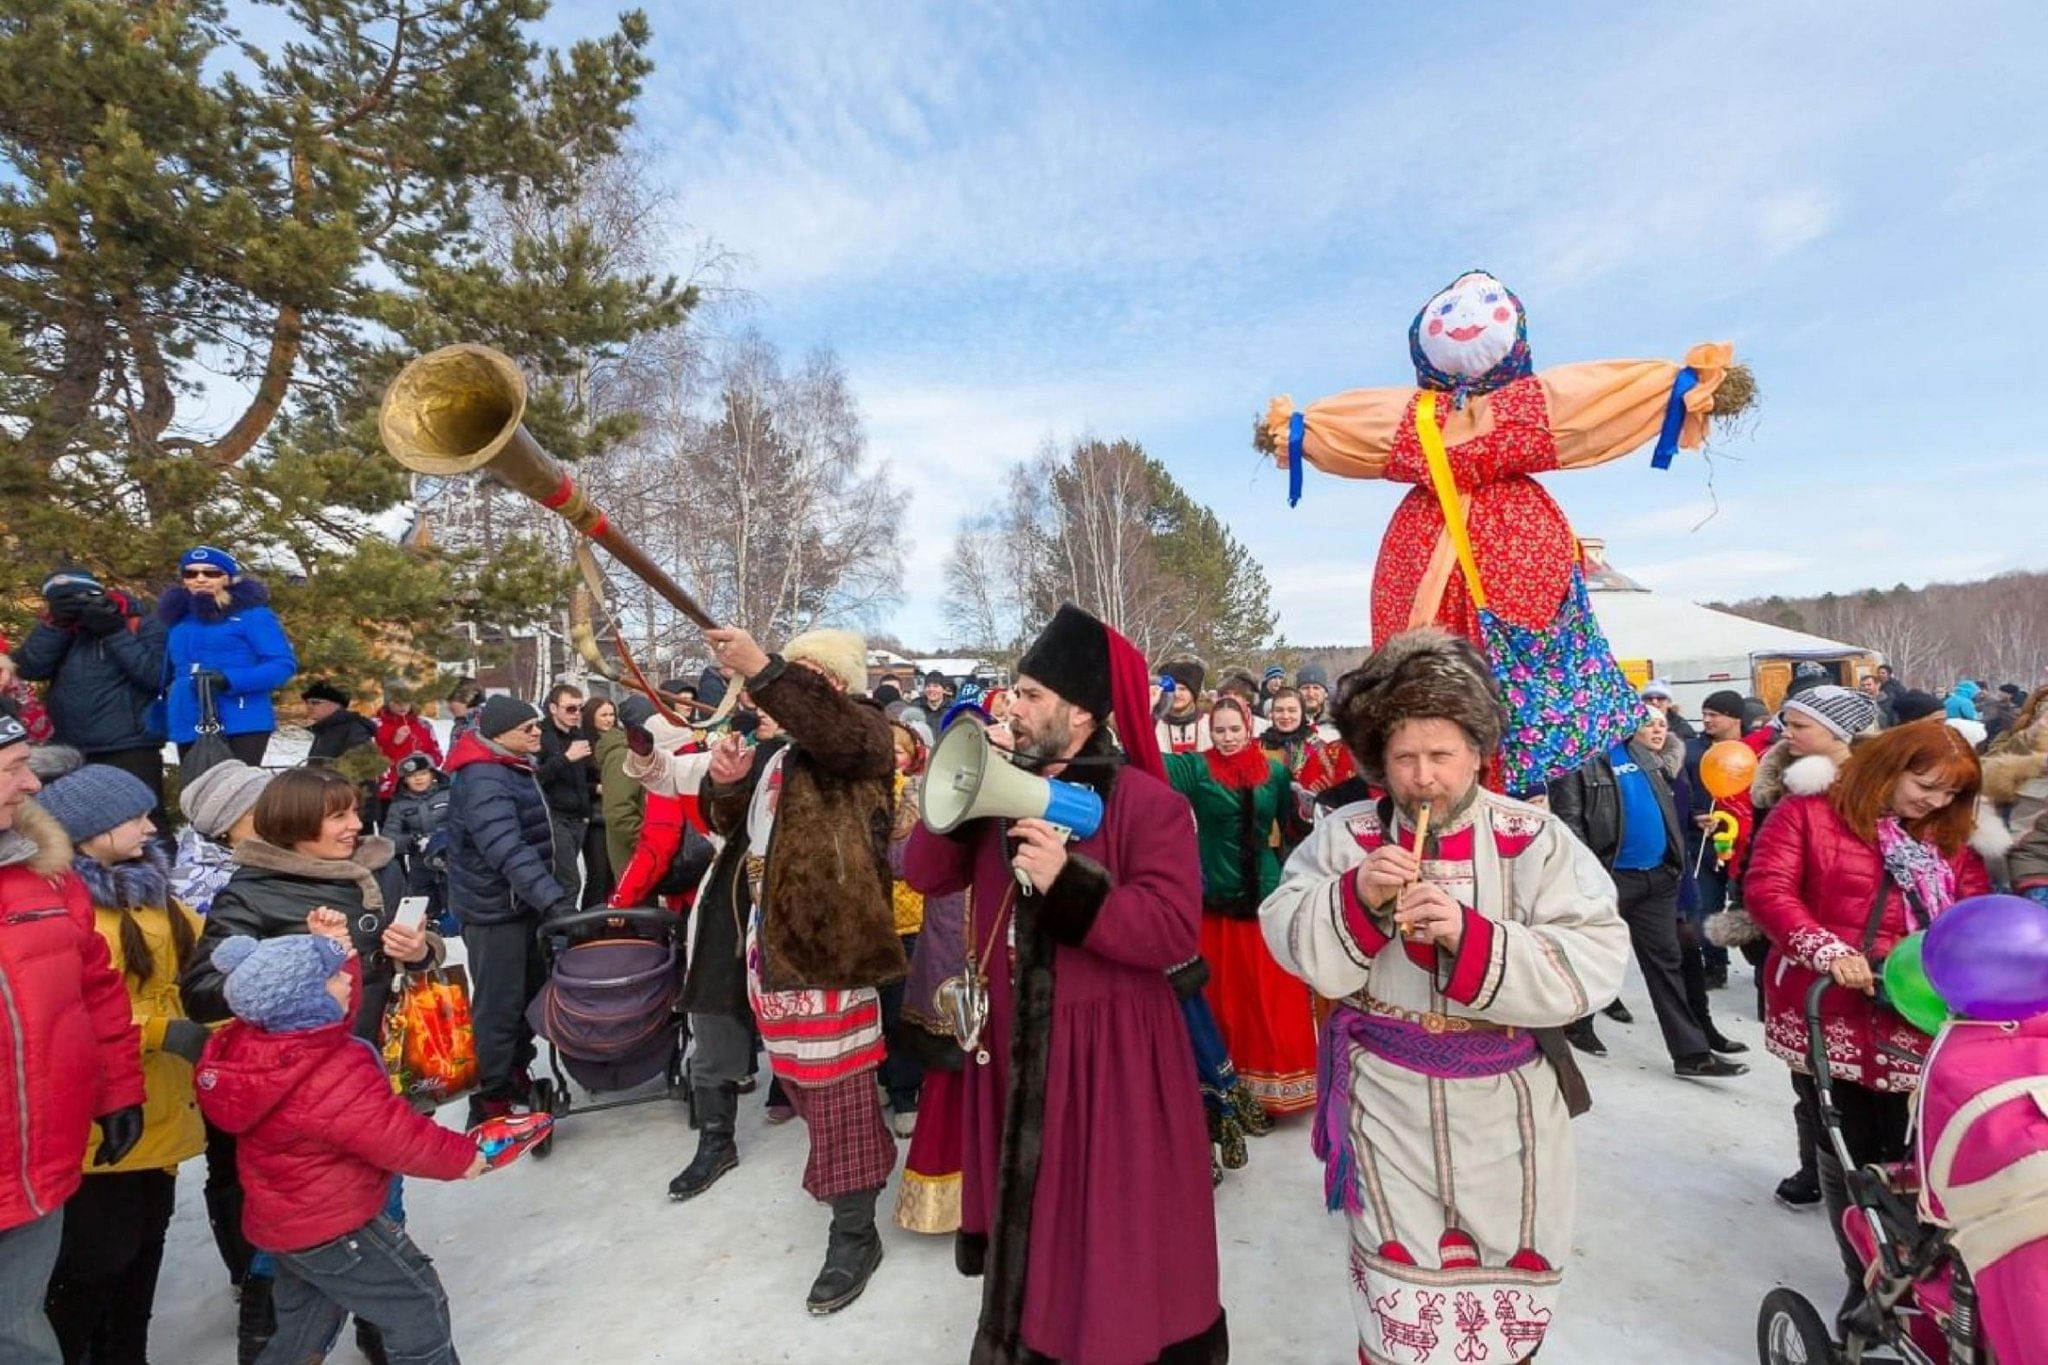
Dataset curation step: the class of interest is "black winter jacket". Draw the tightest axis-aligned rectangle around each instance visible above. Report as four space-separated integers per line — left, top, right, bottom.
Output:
534 721 592 820
1546 738 1682 873
12 599 165 753
307 708 378 763
682 736 788 1018
384 781 450 858
444 731 567 926
181 836 418 1042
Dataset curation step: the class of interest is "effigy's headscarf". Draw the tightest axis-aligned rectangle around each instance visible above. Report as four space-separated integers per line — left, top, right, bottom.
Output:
1408 269 1532 409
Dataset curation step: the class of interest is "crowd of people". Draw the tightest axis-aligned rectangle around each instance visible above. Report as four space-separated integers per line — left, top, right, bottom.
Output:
1 545 2045 1364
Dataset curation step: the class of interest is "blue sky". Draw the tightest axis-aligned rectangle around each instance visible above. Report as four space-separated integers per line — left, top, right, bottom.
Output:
539 0 2048 646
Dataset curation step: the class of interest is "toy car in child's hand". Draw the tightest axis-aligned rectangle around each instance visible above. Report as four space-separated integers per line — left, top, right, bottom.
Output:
468 1113 553 1171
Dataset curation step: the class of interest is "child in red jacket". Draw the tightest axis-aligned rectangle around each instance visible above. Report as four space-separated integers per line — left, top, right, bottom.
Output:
196 914 482 1364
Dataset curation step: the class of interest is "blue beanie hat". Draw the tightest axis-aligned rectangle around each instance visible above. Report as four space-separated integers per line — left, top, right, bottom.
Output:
180 545 242 578
36 766 155 844
215 934 350 1032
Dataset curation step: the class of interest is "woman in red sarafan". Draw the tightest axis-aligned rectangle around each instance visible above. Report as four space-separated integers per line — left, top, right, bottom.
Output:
1745 719 1996 1313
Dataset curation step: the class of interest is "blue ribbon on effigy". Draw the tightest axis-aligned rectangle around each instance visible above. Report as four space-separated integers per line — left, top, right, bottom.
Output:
1650 367 1699 470
1288 411 1306 506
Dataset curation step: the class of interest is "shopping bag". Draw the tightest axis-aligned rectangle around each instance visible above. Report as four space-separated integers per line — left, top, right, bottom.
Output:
382 966 479 1107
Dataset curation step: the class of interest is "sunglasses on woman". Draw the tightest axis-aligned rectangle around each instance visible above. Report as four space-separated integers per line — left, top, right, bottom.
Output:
182 567 227 580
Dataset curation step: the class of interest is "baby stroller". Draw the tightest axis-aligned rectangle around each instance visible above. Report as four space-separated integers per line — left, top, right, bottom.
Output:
524 905 691 1158
1756 979 1996 1365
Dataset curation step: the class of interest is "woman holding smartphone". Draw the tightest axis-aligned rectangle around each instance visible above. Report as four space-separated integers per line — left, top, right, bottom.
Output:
178 766 442 1365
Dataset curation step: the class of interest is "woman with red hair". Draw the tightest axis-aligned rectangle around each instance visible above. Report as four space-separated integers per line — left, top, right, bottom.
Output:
1165 697 1315 1117
1746 718 1996 1317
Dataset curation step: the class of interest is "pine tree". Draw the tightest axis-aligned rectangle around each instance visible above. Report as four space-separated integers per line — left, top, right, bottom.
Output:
0 0 691 685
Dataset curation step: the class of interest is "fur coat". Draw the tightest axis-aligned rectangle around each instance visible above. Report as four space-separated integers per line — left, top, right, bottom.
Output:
742 656 907 992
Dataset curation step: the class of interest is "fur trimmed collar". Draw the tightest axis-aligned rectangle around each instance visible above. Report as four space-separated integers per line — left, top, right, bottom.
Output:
72 846 172 910
233 835 394 878
158 576 270 626
1751 739 1852 808
0 803 74 877
1970 799 2014 862
1053 725 1123 803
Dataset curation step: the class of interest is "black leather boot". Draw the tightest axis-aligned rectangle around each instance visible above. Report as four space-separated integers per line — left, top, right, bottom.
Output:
667 1086 738 1201
806 1187 885 1315
237 1274 275 1365
205 1185 254 1287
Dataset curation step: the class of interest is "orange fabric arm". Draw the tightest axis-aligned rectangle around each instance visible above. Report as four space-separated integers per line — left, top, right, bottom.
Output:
1264 386 1414 482
1543 343 1735 469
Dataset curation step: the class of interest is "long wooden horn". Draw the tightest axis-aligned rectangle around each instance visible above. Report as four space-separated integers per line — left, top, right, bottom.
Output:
379 343 718 630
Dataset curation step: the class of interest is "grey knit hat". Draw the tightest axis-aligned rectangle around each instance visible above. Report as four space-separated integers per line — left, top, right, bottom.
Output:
36 765 155 844
1781 685 1880 742
181 760 274 839
1296 662 1331 688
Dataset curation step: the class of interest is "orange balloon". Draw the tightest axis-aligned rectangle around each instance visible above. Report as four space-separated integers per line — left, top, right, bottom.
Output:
1700 740 1758 801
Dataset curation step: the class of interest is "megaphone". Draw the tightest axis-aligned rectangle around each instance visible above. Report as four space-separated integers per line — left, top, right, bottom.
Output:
921 718 1103 841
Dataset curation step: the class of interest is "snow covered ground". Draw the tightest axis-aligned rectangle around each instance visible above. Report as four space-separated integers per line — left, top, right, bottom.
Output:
148 967 1844 1363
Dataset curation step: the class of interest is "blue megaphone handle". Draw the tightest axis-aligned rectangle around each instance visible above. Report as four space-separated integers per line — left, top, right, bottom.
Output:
1041 778 1104 841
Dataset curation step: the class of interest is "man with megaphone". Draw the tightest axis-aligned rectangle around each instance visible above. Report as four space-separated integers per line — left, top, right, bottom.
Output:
903 604 1227 1365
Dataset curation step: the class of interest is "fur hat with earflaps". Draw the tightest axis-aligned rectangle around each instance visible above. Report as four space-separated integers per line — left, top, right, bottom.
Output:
1332 628 1505 787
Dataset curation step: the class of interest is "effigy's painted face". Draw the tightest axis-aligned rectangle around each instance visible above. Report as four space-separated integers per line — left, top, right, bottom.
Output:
1415 271 1518 380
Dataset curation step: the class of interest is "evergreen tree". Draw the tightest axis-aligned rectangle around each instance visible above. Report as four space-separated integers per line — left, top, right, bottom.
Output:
0 0 690 685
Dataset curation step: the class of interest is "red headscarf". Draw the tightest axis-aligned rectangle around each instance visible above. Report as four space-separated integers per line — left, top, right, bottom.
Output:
1203 698 1274 790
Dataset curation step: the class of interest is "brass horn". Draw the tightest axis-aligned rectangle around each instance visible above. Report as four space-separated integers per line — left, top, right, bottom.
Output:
379 343 717 630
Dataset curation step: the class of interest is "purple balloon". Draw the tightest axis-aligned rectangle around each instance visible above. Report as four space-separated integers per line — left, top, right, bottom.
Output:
1923 894 2048 1021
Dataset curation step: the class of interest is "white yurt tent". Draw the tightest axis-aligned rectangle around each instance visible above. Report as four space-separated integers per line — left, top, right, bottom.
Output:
1581 542 1876 712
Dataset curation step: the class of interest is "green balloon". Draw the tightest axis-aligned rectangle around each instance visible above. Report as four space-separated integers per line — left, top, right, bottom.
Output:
1883 932 1953 1037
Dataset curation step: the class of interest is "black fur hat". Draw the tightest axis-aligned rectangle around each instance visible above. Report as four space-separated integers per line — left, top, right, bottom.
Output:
1017 604 1111 718
1331 628 1505 785
1160 657 1206 695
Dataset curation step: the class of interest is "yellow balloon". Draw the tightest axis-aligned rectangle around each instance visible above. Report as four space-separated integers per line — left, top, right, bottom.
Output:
1700 740 1758 801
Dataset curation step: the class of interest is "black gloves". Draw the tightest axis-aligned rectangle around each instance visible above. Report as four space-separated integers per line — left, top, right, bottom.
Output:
78 596 125 636
195 668 230 696
93 1105 144 1167
162 1018 210 1064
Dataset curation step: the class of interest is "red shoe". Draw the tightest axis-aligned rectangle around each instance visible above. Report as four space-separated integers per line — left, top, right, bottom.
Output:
468 1113 554 1171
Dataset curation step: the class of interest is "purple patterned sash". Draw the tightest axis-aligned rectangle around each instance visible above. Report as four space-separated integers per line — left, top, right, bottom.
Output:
1313 1004 1538 1215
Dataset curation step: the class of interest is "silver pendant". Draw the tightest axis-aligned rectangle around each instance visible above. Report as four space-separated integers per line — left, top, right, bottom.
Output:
935 971 990 1062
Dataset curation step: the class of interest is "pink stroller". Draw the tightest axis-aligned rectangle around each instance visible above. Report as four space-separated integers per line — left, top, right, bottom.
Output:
1756 981 2048 1365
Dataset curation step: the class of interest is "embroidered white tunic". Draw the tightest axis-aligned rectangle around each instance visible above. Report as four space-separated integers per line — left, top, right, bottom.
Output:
1260 790 1627 1365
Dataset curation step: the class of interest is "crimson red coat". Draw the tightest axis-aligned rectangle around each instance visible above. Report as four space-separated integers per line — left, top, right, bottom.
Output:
1746 793 1990 1093
195 958 476 1251
0 804 145 1231
374 708 444 800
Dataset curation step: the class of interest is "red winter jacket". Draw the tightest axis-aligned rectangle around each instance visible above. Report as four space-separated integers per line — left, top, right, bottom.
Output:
1746 794 1990 1093
0 804 145 1231
195 957 476 1251
374 709 444 800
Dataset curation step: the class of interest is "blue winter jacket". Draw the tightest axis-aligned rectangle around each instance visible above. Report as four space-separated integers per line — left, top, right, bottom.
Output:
1945 680 1980 721
444 731 568 926
158 580 299 742
12 594 166 753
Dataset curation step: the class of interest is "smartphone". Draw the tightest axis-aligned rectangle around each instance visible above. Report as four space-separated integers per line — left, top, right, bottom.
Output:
392 896 431 931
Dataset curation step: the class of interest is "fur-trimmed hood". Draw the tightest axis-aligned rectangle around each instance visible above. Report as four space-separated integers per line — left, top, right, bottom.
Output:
1750 740 1846 808
0 802 75 877
1981 728 2048 806
158 576 270 626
